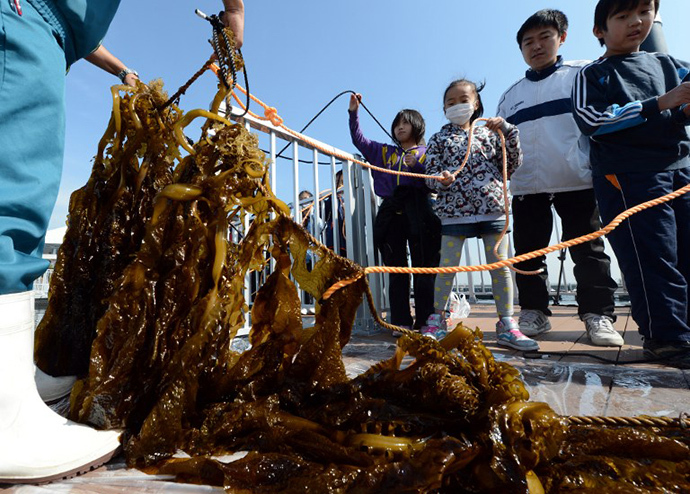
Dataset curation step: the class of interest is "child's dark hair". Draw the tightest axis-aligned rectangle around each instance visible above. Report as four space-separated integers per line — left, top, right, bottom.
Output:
443 79 486 124
516 9 568 47
391 109 425 146
594 0 659 46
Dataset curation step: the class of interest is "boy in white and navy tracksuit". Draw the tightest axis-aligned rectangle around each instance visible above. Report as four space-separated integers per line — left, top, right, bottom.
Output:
496 9 621 347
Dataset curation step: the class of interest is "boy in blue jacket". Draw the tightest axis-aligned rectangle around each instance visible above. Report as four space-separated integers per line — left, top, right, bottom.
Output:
572 0 690 367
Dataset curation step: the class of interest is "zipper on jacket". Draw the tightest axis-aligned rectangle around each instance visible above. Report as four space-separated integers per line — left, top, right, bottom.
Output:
396 150 405 186
13 0 23 15
395 145 423 186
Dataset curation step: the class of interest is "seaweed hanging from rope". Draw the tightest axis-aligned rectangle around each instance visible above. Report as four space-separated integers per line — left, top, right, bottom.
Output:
34 76 690 493
35 81 181 376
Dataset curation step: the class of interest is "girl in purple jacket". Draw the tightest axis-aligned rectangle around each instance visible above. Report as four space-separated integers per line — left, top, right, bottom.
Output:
348 94 441 332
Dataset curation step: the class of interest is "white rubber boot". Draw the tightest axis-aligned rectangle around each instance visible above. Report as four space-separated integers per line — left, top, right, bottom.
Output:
0 291 121 484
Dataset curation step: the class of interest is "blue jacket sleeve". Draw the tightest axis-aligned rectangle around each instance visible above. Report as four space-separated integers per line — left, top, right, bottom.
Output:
572 64 658 137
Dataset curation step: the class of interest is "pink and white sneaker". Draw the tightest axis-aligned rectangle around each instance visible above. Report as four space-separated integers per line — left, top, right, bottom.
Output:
422 313 448 340
496 317 539 351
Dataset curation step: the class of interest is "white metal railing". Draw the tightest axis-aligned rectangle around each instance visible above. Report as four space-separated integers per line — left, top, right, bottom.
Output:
33 270 52 299
222 104 385 334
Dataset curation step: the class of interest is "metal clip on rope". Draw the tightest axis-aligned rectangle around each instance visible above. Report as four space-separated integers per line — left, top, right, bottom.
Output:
195 8 250 117
195 9 236 92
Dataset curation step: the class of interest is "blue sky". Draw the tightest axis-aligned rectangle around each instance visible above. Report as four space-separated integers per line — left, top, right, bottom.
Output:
54 0 690 239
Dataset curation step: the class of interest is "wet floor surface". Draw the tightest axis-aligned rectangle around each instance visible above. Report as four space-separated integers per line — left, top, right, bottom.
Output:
3 304 688 493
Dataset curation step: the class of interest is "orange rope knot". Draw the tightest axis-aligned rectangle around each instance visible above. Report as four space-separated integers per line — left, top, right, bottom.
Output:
264 107 283 127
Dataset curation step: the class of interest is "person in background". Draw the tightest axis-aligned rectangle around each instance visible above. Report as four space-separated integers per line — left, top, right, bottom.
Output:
572 0 690 367
496 9 622 347
348 94 441 333
424 79 538 351
322 170 347 257
298 190 316 310
0 0 244 483
299 190 314 230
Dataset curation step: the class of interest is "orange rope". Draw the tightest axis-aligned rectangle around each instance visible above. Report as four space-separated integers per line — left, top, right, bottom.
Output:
322 182 690 300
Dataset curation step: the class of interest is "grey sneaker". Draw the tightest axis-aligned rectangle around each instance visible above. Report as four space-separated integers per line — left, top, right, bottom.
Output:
518 310 551 336
582 313 624 346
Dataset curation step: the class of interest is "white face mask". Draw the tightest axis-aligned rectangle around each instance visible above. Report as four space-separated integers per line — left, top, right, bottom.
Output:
445 103 474 126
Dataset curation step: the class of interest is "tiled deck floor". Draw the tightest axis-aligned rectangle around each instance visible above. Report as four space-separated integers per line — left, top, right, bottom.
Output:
3 304 689 493
345 304 690 418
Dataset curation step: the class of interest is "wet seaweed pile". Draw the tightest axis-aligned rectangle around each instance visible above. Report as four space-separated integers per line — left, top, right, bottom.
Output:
35 82 690 493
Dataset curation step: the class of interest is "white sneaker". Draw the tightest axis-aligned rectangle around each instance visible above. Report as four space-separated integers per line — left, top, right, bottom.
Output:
582 313 623 346
518 309 551 336
496 317 539 351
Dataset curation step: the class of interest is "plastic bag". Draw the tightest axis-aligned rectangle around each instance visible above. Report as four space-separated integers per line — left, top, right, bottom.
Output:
448 291 471 319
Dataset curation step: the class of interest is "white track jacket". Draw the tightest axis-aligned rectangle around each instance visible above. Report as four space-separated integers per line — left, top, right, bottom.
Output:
496 58 593 196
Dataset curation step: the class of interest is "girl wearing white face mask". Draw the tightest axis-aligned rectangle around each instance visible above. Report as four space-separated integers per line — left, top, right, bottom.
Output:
423 79 539 352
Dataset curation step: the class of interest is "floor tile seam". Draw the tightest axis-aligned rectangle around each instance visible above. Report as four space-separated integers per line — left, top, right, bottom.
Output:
601 362 622 416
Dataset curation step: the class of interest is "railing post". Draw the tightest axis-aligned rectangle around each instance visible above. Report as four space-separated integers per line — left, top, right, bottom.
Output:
341 160 357 264
464 242 477 303
329 156 340 254
475 239 487 295
361 167 384 316
312 149 321 240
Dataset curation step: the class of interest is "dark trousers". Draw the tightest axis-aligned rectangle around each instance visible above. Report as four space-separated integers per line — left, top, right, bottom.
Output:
593 169 690 342
377 211 440 328
512 189 617 318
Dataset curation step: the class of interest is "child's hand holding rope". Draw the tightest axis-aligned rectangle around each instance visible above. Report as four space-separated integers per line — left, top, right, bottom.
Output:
439 170 454 187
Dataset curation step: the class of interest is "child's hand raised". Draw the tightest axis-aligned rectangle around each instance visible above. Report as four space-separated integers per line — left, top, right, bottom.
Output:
349 93 362 112
440 170 455 186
